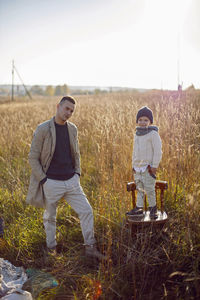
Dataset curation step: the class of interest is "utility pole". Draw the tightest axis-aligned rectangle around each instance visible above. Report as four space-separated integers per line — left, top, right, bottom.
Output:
13 64 32 100
11 60 14 101
11 60 32 100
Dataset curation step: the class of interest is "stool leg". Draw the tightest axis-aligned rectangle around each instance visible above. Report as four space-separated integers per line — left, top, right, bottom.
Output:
161 189 164 213
144 195 147 212
132 190 136 208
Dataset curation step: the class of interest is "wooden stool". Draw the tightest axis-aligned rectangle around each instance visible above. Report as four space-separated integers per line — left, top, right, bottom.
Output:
126 180 168 233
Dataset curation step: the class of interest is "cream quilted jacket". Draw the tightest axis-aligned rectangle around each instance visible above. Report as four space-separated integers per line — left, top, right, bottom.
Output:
132 130 162 169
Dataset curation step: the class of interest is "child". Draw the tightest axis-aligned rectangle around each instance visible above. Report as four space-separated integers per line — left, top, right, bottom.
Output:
126 106 162 219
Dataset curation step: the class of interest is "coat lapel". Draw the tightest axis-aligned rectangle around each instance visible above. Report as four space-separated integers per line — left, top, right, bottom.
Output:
49 117 56 155
67 122 76 159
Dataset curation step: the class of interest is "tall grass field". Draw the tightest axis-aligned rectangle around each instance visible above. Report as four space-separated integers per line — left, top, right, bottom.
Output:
0 90 200 299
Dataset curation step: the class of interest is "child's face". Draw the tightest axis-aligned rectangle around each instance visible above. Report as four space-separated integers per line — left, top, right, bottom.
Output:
137 116 151 127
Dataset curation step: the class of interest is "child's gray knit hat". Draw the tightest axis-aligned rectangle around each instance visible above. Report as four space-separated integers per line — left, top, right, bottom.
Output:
136 106 153 124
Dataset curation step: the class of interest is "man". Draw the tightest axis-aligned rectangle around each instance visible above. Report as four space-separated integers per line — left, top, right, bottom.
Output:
26 96 104 259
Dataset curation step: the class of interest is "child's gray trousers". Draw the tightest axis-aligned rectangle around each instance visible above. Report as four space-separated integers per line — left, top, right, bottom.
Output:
134 169 156 208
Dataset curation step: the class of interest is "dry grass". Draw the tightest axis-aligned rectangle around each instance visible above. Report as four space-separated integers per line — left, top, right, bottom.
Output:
0 90 200 299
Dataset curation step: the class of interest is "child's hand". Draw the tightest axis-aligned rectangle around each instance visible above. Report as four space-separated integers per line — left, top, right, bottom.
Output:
150 167 157 175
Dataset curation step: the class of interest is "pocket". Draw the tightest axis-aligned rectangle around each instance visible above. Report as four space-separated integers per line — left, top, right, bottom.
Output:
75 173 80 183
43 178 48 186
134 173 140 182
43 178 50 194
70 174 80 189
146 171 156 185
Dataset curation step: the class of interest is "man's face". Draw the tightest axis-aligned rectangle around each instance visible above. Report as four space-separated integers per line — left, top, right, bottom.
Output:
137 116 151 127
56 100 75 124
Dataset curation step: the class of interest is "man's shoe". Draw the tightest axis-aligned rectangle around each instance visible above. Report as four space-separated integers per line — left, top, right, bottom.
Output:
85 245 107 260
126 206 143 216
149 206 158 219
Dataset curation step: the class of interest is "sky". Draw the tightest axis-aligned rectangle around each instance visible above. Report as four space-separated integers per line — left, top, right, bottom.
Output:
0 0 200 90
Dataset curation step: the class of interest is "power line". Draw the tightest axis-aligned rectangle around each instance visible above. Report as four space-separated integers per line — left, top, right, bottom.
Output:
11 60 32 100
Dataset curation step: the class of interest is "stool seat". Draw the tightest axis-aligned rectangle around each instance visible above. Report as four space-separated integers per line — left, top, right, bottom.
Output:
126 180 168 230
127 210 168 225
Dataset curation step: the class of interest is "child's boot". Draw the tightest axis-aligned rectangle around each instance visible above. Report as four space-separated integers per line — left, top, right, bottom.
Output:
126 206 143 216
149 205 158 219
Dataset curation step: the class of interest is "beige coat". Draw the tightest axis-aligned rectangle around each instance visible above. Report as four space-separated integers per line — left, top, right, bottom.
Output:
26 117 81 208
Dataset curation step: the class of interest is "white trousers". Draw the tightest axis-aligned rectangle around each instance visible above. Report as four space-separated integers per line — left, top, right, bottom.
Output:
43 174 96 248
134 169 156 208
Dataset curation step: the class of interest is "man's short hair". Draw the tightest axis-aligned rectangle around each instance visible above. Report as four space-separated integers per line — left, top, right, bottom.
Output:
59 96 76 105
